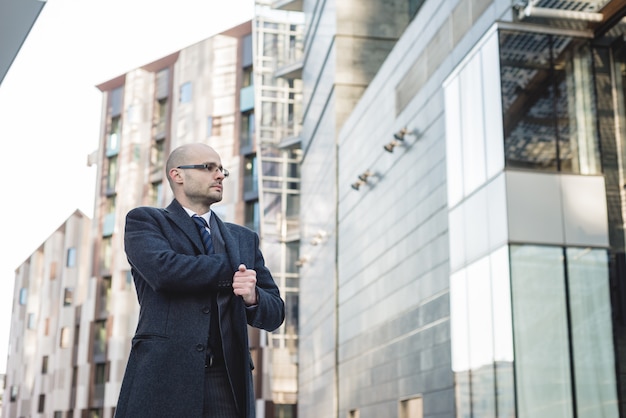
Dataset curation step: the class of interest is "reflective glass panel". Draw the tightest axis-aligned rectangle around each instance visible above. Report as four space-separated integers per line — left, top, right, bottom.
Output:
490 246 515 418
460 52 487 194
467 257 495 417
444 76 464 207
510 245 572 418
450 270 470 418
482 31 505 179
499 31 601 174
567 248 618 418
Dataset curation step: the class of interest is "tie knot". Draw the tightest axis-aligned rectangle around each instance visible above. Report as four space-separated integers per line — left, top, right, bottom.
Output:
192 215 209 229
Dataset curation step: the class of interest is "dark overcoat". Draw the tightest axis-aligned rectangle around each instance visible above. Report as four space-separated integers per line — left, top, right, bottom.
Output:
114 199 285 418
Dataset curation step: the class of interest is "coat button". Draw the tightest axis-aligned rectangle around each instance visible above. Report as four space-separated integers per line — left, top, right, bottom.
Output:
196 344 205 352
202 306 211 314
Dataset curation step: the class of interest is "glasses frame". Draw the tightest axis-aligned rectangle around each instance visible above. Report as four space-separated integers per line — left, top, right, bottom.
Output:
176 163 229 177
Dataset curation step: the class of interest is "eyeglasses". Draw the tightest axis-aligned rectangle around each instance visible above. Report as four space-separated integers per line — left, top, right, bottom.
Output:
177 163 229 177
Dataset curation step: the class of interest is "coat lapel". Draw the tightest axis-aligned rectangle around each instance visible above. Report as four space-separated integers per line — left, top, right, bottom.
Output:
210 213 240 272
165 200 205 255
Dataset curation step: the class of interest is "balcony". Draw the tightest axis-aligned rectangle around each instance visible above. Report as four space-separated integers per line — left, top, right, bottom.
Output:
274 58 303 80
271 0 302 12
240 85 255 112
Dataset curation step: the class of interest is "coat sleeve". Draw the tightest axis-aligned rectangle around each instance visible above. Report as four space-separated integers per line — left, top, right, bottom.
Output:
125 207 233 295
242 230 285 332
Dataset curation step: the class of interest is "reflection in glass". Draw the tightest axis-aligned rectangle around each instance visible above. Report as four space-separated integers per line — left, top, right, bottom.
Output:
444 76 464 207
510 245 572 418
490 246 514 418
499 31 601 174
467 258 495 417
450 270 470 418
450 248 514 418
461 53 487 193
567 248 618 418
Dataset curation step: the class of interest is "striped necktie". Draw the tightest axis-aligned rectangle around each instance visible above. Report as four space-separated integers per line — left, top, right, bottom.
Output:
192 215 214 254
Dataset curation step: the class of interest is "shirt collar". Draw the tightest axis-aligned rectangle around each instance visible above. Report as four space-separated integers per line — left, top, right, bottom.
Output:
182 207 212 226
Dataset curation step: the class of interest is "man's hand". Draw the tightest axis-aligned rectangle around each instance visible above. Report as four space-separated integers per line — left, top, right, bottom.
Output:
233 264 258 306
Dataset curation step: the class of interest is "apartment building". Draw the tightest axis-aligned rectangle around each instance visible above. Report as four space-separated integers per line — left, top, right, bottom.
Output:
3 210 92 418
4 17 302 418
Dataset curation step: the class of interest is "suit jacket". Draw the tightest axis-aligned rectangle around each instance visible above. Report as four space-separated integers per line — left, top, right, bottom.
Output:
114 199 285 418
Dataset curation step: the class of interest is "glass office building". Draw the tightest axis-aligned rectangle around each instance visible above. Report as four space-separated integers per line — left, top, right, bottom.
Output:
445 23 622 418
299 0 626 417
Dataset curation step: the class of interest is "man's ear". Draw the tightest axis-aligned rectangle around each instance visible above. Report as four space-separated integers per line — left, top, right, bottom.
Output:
169 168 183 184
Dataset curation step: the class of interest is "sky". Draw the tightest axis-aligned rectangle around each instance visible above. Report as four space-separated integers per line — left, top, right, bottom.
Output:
0 0 254 374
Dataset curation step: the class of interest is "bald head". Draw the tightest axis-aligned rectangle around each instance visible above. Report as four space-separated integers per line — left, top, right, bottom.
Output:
166 143 218 188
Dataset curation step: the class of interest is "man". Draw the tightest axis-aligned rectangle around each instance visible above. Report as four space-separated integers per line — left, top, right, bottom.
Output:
115 143 285 418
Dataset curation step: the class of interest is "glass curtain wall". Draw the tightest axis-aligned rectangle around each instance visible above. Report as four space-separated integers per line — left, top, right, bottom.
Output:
499 30 601 174
510 245 618 418
447 25 618 418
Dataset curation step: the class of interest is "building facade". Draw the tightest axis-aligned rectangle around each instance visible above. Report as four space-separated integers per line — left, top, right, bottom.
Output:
297 0 626 417
3 210 93 418
3 19 301 418
7 1 626 418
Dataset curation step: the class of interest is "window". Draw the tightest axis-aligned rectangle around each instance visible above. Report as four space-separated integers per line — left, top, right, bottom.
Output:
27 313 35 330
106 155 118 192
98 277 112 315
207 116 213 138
74 324 80 346
244 155 258 195
60 327 71 348
67 246 77 268
211 116 222 137
38 394 45 413
285 291 299 342
105 196 116 216
93 320 107 357
180 81 192 103
348 410 359 418
102 236 113 271
110 87 123 116
154 98 168 136
500 30 601 174
243 66 253 87
242 33 253 67
19 288 27 305
510 245 618 418
64 287 74 306
155 68 169 99
72 366 78 388
241 111 255 149
42 356 49 374
94 363 107 403
107 116 121 155
151 139 165 169
274 404 295 418
87 409 103 418
244 201 260 233
399 396 423 418
54 412 63 418
94 362 107 384
150 181 163 206
10 385 18 402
